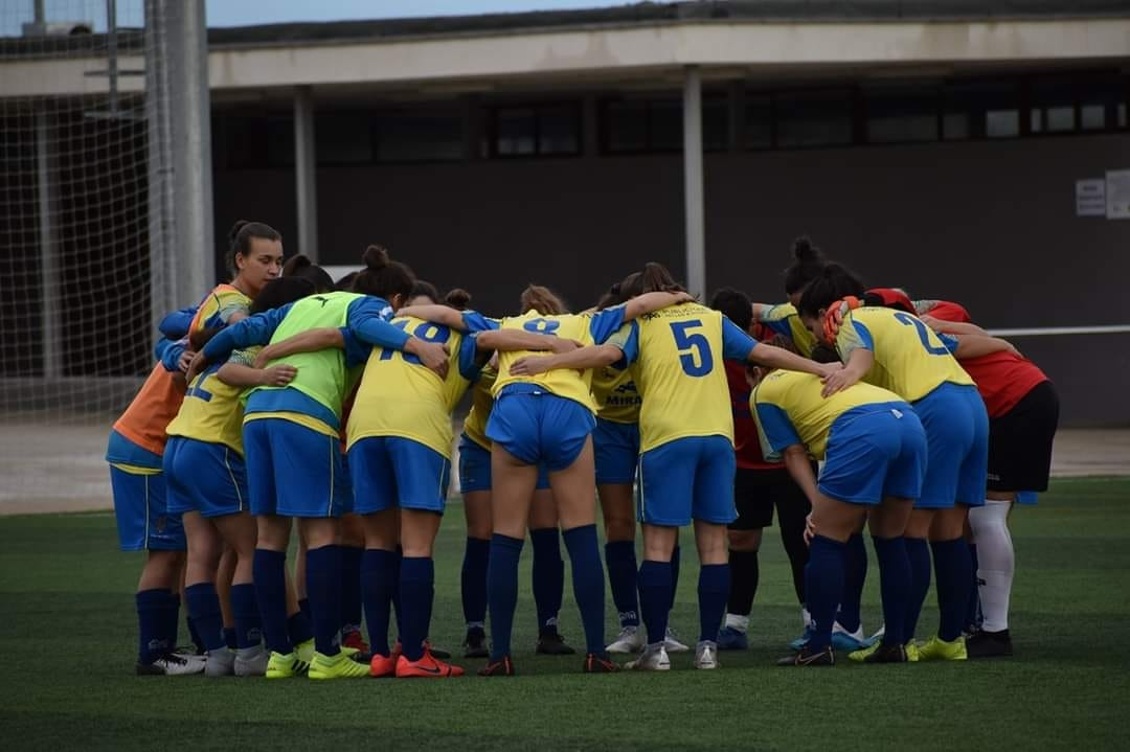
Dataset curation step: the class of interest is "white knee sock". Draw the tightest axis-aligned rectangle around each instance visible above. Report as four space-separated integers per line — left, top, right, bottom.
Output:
968 500 1015 632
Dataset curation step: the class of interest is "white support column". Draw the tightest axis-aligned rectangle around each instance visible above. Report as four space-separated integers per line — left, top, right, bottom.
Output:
683 65 706 297
294 86 319 261
36 108 62 378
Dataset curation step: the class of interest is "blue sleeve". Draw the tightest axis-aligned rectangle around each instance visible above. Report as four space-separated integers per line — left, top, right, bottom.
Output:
849 319 875 350
348 298 412 350
155 337 186 372
342 329 372 368
457 333 482 380
755 402 803 455
588 305 627 344
158 306 197 339
760 317 792 338
939 333 959 354
722 317 758 361
201 304 291 361
618 321 641 366
461 311 499 333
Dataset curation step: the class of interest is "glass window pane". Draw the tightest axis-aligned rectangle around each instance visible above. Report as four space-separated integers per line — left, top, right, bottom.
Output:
1077 76 1125 131
650 100 682 151
496 108 536 156
986 110 1019 138
775 90 852 148
745 96 771 149
1119 103 1127 129
865 88 938 143
942 112 969 140
1029 108 1043 133
376 110 463 162
315 113 372 165
1045 106 1075 132
605 101 647 153
538 105 579 155
1081 104 1106 130
945 80 1018 139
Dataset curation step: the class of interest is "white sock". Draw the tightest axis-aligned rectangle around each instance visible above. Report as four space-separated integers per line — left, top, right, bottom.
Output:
802 607 812 629
724 613 749 632
969 500 1015 632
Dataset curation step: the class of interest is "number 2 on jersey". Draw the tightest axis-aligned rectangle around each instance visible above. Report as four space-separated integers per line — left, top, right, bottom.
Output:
670 320 714 377
893 312 950 356
380 320 451 365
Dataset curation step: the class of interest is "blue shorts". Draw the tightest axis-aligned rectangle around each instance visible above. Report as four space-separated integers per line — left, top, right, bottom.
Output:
164 437 249 518
243 418 343 518
637 436 737 526
107 431 184 552
594 418 639 486
458 436 549 493
336 449 354 514
350 436 451 514
913 383 990 509
486 386 595 472
818 405 927 505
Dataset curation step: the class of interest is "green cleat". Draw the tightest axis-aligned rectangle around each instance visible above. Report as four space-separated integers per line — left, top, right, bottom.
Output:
265 651 309 679
308 650 370 680
916 635 967 662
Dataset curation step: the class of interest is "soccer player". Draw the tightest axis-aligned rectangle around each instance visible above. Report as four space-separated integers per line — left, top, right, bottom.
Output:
750 344 927 665
709 288 811 652
511 263 833 672
187 245 449 680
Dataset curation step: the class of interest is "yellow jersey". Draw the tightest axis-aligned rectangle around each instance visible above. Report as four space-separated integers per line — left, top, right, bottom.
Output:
620 302 757 453
752 369 909 461
346 315 481 457
190 283 251 330
461 364 497 451
836 307 973 403
592 364 640 424
759 302 817 357
166 348 258 455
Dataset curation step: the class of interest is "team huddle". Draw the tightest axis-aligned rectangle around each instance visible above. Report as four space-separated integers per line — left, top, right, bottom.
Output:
107 223 1059 678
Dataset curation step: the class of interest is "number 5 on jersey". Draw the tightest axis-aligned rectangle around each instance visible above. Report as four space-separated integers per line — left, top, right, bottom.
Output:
670 320 714 377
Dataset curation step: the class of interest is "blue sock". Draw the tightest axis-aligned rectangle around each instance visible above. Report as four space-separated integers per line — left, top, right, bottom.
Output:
932 537 973 642
669 545 681 613
805 536 846 653
230 583 262 649
399 557 435 662
638 560 672 646
298 598 311 620
904 537 932 642
288 610 313 647
461 537 490 631
697 563 730 644
253 549 292 654
158 591 181 653
605 540 640 628
486 534 524 661
185 611 204 654
340 545 363 632
837 533 867 633
562 524 607 657
361 548 397 656
136 589 169 664
392 546 404 642
872 536 910 647
967 543 983 631
224 627 237 649
530 527 564 634
306 544 343 656
185 583 226 651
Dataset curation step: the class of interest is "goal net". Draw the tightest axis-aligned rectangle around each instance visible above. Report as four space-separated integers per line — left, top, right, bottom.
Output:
1 0 158 512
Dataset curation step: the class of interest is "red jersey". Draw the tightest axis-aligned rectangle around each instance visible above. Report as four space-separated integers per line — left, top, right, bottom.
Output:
724 360 778 470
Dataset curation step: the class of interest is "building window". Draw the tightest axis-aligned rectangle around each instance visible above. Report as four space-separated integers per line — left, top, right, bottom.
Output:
943 80 1020 140
602 95 726 153
492 103 580 157
744 96 772 149
774 89 853 149
865 86 939 144
223 115 294 169
375 109 463 162
315 112 373 165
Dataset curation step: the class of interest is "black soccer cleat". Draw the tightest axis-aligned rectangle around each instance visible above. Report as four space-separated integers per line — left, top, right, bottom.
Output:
536 630 577 656
463 629 489 659
862 643 909 664
965 629 1013 659
777 645 835 667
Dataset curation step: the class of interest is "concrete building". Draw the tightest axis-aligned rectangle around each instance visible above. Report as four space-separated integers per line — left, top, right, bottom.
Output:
3 1 1130 424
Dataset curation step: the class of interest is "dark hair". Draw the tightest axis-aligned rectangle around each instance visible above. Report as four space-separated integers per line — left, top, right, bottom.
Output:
445 288 472 311
783 236 826 296
282 254 334 293
595 274 635 310
709 287 753 332
353 245 415 302
621 262 684 298
410 280 441 304
227 220 281 277
334 271 359 292
249 276 317 315
520 285 567 315
795 263 867 319
809 343 842 364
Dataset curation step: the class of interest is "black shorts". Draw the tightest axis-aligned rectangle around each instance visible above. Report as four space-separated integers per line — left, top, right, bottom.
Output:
730 466 812 531
987 380 1060 493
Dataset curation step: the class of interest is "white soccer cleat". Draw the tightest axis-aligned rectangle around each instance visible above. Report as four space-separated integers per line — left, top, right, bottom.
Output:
694 640 719 670
625 644 671 671
234 645 269 677
663 627 690 653
204 648 236 678
606 625 646 654
137 653 206 676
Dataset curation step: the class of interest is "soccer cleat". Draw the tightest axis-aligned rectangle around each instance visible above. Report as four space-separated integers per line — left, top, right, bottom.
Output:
204 648 236 678
662 627 690 653
916 635 967 662
463 629 489 659
426 643 452 660
234 646 269 677
831 624 872 653
789 625 816 652
369 652 397 678
965 630 1013 659
295 638 315 665
716 626 748 651
536 630 577 656
308 650 370 680
265 651 309 679
776 645 835 667
396 650 464 678
136 653 206 676
606 625 646 654
694 640 719 670
625 644 670 671
583 653 619 673
849 643 908 664
478 655 516 677
905 642 920 663
341 629 369 655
